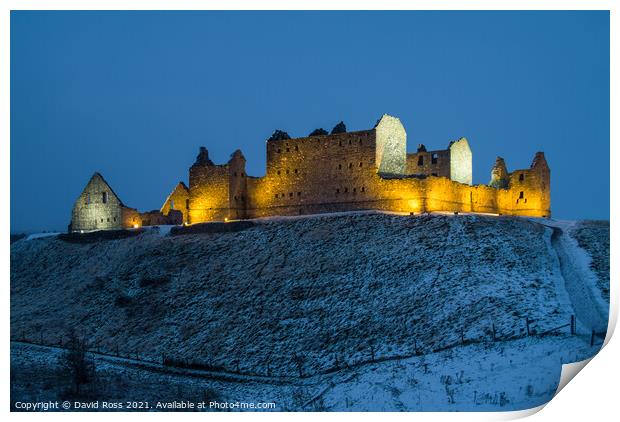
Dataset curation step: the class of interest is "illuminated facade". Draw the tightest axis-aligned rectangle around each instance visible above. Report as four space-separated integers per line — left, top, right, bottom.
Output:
70 114 551 232
163 114 550 224
69 173 141 232
69 173 182 232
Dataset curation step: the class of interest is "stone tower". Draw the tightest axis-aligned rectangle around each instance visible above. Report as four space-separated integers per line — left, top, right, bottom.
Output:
489 157 509 189
374 114 407 176
529 152 551 216
448 138 472 185
188 147 248 223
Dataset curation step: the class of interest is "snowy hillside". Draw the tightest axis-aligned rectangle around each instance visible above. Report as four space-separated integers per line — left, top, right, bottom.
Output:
10 212 609 410
570 221 610 302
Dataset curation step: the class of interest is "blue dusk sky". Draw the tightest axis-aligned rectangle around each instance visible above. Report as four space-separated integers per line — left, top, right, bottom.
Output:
10 11 609 232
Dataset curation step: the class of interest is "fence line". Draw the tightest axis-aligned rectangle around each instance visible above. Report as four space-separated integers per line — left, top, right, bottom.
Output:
12 313 604 380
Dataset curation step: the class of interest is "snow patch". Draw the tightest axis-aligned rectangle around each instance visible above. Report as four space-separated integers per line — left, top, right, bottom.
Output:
25 232 61 241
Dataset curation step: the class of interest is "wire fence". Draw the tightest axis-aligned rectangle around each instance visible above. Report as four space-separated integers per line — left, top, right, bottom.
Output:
12 314 605 380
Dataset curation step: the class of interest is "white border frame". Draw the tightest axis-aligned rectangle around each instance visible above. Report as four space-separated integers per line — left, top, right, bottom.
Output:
2 2 616 421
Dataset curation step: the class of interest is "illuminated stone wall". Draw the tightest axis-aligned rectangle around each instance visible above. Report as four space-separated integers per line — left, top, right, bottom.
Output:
184 117 549 223
71 172 185 231
404 138 472 185
375 114 407 176
496 152 551 217
365 161 548 217
244 129 379 219
70 173 159 232
140 209 183 226
448 138 473 185
121 207 141 229
188 162 231 223
160 182 190 223
185 149 550 224
489 157 509 189
186 148 251 223
227 150 249 220
71 115 549 231
247 153 547 220
70 173 125 231
406 149 450 177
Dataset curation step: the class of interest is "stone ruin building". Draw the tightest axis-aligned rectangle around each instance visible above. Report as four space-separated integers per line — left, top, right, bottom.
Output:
69 114 550 232
69 173 182 232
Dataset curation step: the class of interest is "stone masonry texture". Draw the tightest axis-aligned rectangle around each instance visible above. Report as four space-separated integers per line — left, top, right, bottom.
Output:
71 114 551 231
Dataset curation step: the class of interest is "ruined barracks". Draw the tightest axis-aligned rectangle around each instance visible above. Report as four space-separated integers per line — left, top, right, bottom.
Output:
69 114 551 232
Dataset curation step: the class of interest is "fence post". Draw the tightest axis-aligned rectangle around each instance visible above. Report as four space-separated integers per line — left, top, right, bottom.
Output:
525 318 530 336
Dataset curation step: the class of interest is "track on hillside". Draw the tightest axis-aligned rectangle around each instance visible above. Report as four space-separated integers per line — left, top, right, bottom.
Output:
537 222 608 334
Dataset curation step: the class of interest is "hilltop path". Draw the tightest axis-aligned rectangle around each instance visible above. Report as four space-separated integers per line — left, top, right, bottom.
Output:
537 220 608 334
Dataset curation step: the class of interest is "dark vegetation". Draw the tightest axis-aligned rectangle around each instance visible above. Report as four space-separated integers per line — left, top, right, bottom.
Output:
170 220 254 235
10 234 27 244
59 228 145 243
11 342 224 410
59 332 96 399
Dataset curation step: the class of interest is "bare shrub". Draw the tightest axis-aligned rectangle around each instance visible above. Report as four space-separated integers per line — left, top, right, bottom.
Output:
311 396 328 411
114 293 134 307
526 384 534 397
441 375 455 404
59 332 95 398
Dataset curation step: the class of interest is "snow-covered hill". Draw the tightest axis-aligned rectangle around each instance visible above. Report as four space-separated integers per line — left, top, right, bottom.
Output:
10 212 609 411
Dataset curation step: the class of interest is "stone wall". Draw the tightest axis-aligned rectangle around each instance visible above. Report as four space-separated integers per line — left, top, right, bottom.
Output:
186 149 250 223
185 116 549 223
72 115 550 232
160 182 190 224
243 156 549 220
496 152 551 217
244 129 379 219
406 149 450 177
121 207 141 228
449 138 473 185
227 150 248 220
70 173 124 231
489 157 509 189
404 138 472 185
375 114 407 176
140 209 183 226
188 162 231 223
